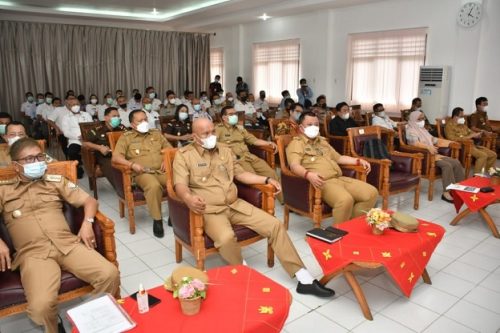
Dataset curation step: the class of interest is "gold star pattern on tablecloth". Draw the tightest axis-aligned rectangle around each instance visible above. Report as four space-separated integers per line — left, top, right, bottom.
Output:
323 249 332 260
381 252 392 258
470 194 479 202
426 232 437 237
258 306 274 314
408 272 415 283
262 287 271 293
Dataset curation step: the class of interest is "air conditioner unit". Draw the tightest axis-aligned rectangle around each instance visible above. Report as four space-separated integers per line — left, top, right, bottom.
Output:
418 66 451 121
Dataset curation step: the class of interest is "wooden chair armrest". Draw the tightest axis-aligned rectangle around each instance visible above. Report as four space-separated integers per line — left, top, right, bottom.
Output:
94 211 118 267
249 144 276 169
340 164 368 181
391 150 423 161
111 162 132 174
449 141 461 149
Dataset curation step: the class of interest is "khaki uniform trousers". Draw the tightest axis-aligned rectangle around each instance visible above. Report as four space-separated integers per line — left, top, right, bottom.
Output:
435 156 465 190
471 146 497 174
237 153 284 203
134 173 166 220
321 177 379 224
203 204 304 278
20 243 120 333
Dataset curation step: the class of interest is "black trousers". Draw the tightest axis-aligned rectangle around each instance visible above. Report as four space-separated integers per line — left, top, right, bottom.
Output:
67 143 84 178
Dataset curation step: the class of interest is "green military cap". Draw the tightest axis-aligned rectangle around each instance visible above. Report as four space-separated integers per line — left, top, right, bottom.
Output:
390 211 419 233
164 266 209 292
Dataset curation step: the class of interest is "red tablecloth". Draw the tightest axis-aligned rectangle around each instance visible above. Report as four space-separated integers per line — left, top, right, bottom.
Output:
73 265 291 333
307 216 445 297
450 176 500 212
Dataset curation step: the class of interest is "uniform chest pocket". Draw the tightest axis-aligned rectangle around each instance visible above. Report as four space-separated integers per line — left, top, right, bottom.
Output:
128 143 143 156
192 165 211 183
303 149 321 164
40 194 61 203
3 198 24 213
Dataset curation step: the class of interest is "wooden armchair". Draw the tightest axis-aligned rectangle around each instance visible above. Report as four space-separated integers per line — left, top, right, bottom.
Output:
0 160 119 319
163 148 275 270
107 131 168 234
79 121 103 198
397 124 460 201
276 135 367 229
435 118 473 176
347 126 423 210
323 111 351 156
465 115 497 151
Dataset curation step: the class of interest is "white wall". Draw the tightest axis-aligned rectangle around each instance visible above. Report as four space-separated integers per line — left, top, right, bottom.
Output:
213 0 500 118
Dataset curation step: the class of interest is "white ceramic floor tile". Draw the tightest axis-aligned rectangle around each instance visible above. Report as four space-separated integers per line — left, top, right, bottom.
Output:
423 316 478 333
351 313 416 333
284 299 312 324
118 256 150 277
285 311 348 333
344 282 400 312
315 296 368 330
457 250 500 272
380 298 439 332
426 252 454 271
479 270 500 293
409 284 460 314
124 237 166 256
441 261 490 284
463 286 500 315
445 300 500 333
429 271 476 298
120 270 164 295
139 248 177 269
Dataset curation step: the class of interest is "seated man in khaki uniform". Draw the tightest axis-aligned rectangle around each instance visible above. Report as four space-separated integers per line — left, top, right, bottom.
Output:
0 138 119 333
83 107 127 188
112 110 172 238
470 96 499 152
0 121 28 167
287 112 379 224
445 107 496 174
173 118 335 298
215 106 283 202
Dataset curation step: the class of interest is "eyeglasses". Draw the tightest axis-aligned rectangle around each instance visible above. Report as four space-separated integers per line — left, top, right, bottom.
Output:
15 153 47 164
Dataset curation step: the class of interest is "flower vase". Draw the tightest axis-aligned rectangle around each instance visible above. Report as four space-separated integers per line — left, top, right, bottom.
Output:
179 297 202 316
371 225 384 235
491 176 500 186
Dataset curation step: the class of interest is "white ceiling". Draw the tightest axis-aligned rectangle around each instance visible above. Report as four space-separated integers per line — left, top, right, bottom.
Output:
0 0 386 31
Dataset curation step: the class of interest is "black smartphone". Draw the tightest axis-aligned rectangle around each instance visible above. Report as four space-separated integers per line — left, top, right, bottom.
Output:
129 292 161 308
480 186 494 193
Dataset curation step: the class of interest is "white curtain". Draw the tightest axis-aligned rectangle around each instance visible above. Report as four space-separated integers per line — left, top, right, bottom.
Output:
210 47 224 90
0 21 211 119
347 28 427 113
252 39 300 104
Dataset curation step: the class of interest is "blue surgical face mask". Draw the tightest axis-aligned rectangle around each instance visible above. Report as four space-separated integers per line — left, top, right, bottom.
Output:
293 112 301 121
228 114 238 126
149 92 156 99
21 161 47 180
0 124 6 135
179 112 189 121
106 98 114 105
27 96 34 103
144 103 152 112
46 97 53 104
194 104 201 112
110 117 121 128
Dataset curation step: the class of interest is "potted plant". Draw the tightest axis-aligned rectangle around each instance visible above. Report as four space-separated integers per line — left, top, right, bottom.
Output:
488 167 500 185
173 277 207 315
366 208 391 235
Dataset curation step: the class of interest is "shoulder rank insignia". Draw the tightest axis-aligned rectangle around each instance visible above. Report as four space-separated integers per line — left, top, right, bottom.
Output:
0 178 17 185
45 174 62 182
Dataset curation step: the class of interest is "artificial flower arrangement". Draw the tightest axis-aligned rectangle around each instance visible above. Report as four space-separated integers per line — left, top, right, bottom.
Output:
173 276 207 300
366 208 392 233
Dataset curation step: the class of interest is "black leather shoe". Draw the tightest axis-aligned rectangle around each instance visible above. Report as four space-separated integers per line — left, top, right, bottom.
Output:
153 220 164 238
296 280 335 298
441 194 454 203
167 217 172 227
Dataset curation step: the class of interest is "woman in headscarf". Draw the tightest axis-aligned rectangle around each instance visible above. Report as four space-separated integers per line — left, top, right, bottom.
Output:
406 111 465 203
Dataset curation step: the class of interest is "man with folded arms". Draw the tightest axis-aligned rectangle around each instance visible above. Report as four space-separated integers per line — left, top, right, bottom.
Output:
112 110 172 238
0 138 119 333
173 118 335 298
287 112 379 224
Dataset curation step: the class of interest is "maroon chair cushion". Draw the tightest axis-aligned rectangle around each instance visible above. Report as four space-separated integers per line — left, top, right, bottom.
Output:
438 147 452 157
282 173 311 213
328 137 346 154
352 134 378 156
248 145 267 161
0 204 106 310
390 154 413 174
389 171 420 192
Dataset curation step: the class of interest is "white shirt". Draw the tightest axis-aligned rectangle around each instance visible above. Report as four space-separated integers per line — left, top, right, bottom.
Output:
86 104 99 117
372 114 397 130
49 106 71 130
254 98 269 112
119 108 131 128
200 99 211 109
234 100 256 116
127 98 142 111
97 104 112 121
151 98 162 113
21 101 37 119
181 98 195 115
144 109 160 129
163 98 181 106
61 111 93 147
36 103 54 120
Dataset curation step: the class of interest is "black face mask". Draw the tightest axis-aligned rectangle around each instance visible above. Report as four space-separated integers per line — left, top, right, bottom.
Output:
119 103 127 109
260 95 266 99
240 96 247 102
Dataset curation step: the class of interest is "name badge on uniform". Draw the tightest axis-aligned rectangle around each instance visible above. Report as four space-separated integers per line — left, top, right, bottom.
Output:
135 149 140 155
12 210 22 218
67 181 78 189
198 162 207 167
224 133 231 137
305 147 312 152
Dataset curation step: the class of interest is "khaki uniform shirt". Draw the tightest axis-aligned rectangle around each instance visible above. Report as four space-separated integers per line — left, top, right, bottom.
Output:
444 121 472 140
215 123 259 158
87 123 127 147
0 175 89 268
469 111 492 131
114 129 172 171
0 145 10 167
286 134 343 180
173 143 250 215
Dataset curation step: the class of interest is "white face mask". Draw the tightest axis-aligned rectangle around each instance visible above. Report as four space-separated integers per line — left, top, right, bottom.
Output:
70 105 80 113
482 106 488 112
227 97 234 102
417 120 426 128
303 125 320 139
214 98 222 105
149 92 156 99
7 136 21 146
136 121 149 133
457 117 466 125
90 98 98 105
341 113 350 120
377 111 385 117
169 98 176 105
201 135 217 150
179 112 188 121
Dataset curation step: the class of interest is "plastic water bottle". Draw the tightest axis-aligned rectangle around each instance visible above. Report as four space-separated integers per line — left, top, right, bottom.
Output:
137 284 149 314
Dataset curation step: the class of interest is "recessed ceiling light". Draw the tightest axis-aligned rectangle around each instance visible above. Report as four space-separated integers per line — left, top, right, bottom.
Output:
258 13 271 21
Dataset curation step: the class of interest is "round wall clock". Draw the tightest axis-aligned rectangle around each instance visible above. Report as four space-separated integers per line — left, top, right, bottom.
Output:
457 2 482 27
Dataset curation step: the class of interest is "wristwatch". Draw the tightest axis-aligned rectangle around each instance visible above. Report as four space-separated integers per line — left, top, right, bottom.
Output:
85 217 95 224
